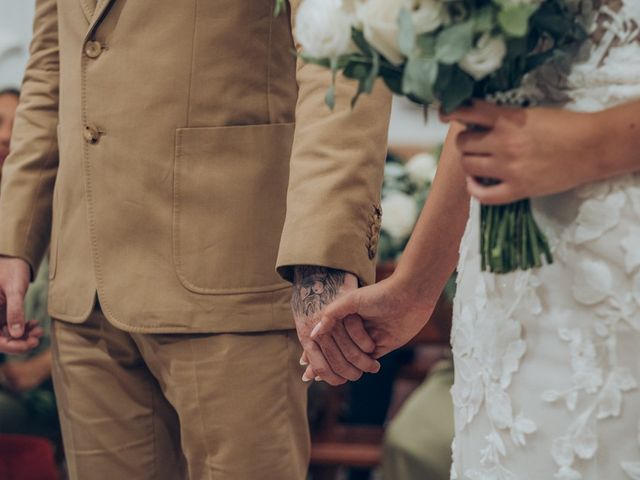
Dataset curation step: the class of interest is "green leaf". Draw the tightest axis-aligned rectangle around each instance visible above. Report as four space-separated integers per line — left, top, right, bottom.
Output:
325 83 336 110
325 57 339 110
416 35 437 57
381 69 404 95
498 5 537 38
436 66 474 113
505 36 528 59
274 0 286 16
473 5 495 33
343 61 370 81
402 56 438 104
351 28 374 56
351 50 381 108
435 21 474 64
398 8 416 56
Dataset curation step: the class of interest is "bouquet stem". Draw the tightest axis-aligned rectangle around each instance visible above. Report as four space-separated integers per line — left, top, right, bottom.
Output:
480 200 553 273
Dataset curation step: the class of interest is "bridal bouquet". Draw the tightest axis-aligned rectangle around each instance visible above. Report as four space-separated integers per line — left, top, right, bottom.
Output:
285 0 585 273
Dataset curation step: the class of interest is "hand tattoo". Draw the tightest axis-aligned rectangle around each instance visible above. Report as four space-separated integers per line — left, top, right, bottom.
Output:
292 266 346 318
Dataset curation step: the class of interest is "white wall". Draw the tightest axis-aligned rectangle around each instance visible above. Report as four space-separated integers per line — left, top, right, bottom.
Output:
0 0 35 91
388 97 448 149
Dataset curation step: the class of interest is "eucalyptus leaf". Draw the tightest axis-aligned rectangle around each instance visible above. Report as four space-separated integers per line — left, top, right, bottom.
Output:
474 5 495 33
416 35 437 57
382 69 404 95
435 21 474 64
325 83 336 110
351 50 381 107
343 61 371 81
498 5 536 37
352 28 374 56
437 66 474 113
398 8 416 56
402 56 438 104
325 57 339 110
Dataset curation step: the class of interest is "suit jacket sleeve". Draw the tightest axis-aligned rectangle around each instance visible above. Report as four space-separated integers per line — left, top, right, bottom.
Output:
276 0 392 286
0 0 59 276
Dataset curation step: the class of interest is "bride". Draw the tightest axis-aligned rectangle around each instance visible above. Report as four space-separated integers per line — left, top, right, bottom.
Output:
307 0 640 478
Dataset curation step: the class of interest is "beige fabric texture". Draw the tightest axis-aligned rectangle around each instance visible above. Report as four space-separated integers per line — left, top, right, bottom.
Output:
51 307 310 480
0 0 391 333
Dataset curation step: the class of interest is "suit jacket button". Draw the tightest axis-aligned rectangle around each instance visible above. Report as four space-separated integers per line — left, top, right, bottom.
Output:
84 41 103 59
83 125 101 144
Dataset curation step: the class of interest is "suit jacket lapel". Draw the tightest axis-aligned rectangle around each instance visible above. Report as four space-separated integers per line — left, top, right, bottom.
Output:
86 0 117 40
78 0 97 23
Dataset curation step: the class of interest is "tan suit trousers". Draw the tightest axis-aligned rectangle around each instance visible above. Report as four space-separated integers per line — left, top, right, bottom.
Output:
50 306 310 480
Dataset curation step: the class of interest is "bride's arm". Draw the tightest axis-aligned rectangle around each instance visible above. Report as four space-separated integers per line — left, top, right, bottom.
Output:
594 100 640 178
392 121 470 306
308 121 470 363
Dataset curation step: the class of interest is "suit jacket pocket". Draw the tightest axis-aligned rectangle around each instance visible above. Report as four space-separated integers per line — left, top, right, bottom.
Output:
173 123 294 294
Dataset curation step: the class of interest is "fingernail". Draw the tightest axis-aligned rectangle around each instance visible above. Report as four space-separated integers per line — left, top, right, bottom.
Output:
10 324 22 336
315 376 323 382
374 361 381 372
299 358 308 366
310 323 322 338
302 372 313 382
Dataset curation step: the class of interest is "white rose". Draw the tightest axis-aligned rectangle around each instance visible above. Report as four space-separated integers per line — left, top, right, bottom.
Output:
459 34 507 81
356 0 406 65
412 0 447 34
405 152 438 185
384 162 407 180
296 0 356 59
381 191 419 240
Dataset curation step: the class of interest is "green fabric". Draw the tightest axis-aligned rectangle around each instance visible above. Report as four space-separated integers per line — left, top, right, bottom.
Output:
383 358 455 480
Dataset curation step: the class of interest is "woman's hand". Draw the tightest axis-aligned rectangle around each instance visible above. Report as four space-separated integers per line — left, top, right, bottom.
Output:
442 101 606 204
0 350 51 393
302 275 435 381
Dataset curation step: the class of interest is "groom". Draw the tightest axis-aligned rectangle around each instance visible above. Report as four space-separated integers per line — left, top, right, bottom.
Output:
0 0 390 479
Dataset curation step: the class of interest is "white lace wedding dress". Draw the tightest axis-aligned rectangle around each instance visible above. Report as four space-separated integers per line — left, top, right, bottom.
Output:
450 1 640 478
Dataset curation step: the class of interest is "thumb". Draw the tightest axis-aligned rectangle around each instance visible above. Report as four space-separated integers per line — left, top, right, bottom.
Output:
6 290 26 339
311 291 360 339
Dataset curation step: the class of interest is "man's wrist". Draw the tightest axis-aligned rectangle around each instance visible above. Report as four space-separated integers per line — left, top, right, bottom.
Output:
292 266 347 318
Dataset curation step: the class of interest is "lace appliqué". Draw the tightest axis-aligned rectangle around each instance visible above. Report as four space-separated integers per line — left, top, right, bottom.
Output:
591 0 640 65
451 263 540 480
542 178 640 480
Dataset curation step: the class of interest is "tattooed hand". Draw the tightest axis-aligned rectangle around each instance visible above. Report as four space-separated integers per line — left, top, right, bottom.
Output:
292 266 380 386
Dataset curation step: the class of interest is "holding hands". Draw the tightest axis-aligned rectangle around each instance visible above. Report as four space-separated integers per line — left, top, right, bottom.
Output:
302 100 640 385
302 276 435 382
292 266 381 386
0 256 42 355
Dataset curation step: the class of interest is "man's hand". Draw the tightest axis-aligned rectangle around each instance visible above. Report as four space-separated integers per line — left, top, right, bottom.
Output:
292 266 380 386
303 275 435 381
0 256 41 354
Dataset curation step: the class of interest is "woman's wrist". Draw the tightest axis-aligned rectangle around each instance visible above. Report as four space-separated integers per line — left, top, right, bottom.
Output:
587 103 640 180
391 264 442 312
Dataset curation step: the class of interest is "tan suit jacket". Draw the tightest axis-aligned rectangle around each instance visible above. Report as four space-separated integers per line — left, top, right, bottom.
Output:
0 0 391 333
